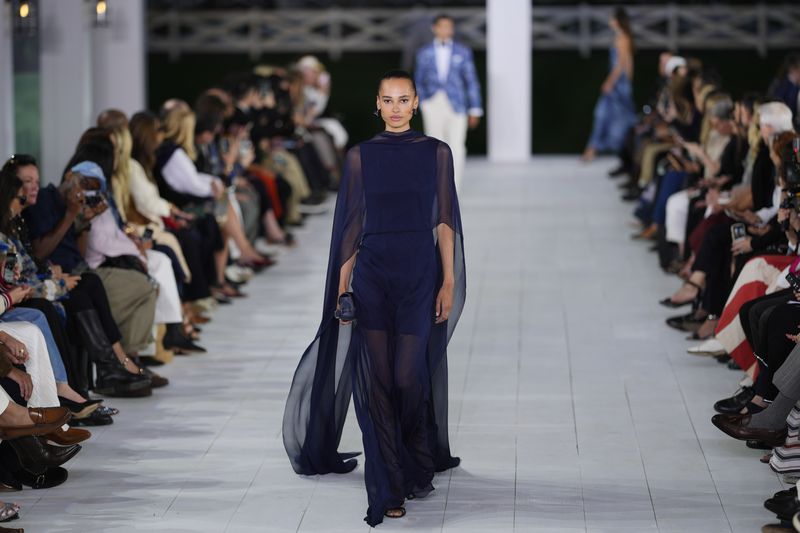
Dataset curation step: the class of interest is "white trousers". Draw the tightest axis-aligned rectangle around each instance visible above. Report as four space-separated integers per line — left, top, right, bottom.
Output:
146 250 183 325
665 190 691 245
421 91 468 190
0 322 59 409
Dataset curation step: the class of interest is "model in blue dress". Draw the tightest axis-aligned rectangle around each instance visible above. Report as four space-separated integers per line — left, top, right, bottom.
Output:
283 70 466 527
582 7 638 162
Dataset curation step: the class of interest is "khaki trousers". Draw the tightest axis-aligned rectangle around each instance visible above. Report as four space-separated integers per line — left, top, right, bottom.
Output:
637 141 672 187
95 267 157 354
421 91 468 190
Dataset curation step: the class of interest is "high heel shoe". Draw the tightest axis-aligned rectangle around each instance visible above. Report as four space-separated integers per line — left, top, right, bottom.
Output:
127 357 168 388
162 324 207 354
69 409 113 427
6 437 81 473
659 280 703 308
58 397 102 419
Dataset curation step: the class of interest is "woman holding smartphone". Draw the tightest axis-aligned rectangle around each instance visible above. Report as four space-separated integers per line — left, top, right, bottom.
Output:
283 70 466 526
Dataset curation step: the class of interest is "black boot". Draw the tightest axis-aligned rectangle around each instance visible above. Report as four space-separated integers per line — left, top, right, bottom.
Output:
73 310 151 397
69 347 91 399
6 437 81 474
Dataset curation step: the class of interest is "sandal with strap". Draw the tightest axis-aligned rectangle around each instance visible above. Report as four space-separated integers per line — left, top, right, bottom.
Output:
0 502 19 523
659 280 703 308
384 507 406 519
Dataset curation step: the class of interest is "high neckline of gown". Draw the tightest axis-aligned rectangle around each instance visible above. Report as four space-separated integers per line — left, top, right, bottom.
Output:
377 129 422 139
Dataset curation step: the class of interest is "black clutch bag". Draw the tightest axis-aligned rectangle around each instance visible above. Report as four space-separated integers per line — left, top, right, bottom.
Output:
334 292 356 321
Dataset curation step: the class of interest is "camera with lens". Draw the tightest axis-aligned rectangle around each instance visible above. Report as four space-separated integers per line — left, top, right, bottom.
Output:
783 138 800 191
83 189 105 208
780 138 800 231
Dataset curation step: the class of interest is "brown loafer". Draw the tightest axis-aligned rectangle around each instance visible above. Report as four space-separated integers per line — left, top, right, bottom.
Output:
28 407 71 425
0 407 71 440
711 414 787 446
43 426 91 446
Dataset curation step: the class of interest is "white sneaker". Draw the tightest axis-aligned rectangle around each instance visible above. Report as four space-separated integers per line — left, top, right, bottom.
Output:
687 338 726 356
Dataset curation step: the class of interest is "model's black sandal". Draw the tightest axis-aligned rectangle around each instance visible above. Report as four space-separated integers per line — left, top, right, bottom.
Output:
385 507 406 519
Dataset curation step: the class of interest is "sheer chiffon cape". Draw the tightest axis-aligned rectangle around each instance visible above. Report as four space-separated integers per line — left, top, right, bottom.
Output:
282 129 466 477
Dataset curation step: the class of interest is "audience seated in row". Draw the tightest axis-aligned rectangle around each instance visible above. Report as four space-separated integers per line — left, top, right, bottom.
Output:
611 51 800 530
0 56 345 530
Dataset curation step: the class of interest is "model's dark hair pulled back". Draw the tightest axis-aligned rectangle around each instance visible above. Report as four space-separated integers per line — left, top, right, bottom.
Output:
377 70 417 95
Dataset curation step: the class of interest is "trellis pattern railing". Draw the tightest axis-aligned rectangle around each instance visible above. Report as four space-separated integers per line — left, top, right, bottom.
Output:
148 4 800 60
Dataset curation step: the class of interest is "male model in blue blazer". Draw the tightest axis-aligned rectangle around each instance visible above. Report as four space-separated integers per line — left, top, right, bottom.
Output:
414 14 483 188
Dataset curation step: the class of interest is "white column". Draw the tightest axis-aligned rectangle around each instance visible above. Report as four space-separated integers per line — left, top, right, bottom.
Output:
92 0 146 118
487 0 531 162
39 0 92 184
0 3 14 158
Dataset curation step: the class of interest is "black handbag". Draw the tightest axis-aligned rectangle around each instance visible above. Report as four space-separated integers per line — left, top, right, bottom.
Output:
334 292 356 322
100 254 148 276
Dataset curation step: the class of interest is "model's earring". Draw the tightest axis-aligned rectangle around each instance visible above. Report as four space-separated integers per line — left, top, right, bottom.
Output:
413 107 418 116
374 108 381 117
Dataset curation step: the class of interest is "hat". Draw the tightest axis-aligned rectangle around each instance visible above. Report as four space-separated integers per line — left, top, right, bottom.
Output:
664 56 687 76
70 161 107 191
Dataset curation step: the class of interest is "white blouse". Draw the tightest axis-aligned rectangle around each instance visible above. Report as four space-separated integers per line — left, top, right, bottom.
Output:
129 159 170 226
161 147 216 198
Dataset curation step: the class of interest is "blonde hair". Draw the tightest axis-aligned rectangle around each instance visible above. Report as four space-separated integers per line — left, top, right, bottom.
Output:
97 109 134 222
161 103 197 161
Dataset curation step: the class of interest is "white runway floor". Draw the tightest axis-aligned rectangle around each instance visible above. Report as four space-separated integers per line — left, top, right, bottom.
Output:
17 157 788 532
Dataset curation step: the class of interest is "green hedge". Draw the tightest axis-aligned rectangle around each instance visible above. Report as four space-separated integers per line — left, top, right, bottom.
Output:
148 48 789 155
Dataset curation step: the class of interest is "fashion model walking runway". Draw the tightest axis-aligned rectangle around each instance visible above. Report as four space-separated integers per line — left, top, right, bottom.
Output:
283 70 466 526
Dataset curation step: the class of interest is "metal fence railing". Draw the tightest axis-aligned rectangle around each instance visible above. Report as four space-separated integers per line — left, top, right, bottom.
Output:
148 4 800 59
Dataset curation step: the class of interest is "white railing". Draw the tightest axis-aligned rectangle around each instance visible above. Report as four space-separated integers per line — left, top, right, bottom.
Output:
148 4 800 60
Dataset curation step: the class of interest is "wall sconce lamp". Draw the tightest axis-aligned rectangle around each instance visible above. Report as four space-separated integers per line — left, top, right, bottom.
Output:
94 0 108 27
11 0 37 35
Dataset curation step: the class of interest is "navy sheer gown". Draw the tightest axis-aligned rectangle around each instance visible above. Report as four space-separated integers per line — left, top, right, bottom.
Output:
283 129 466 526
